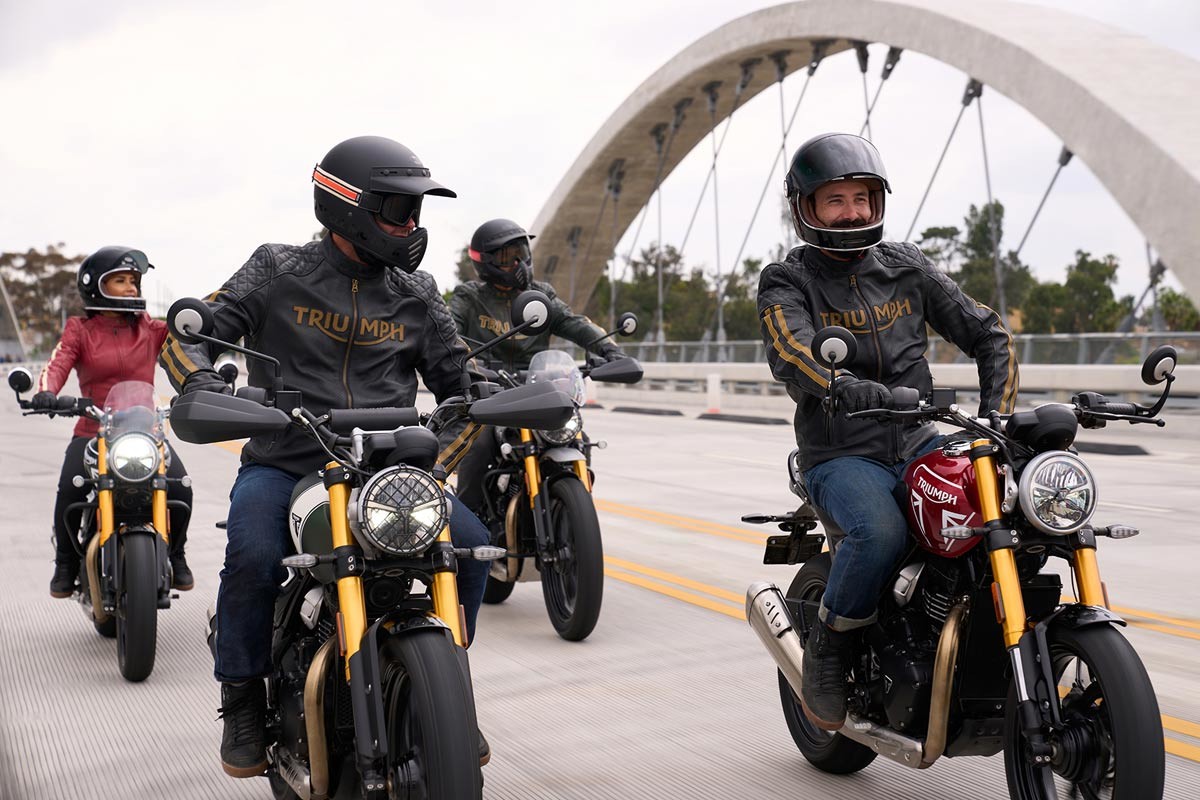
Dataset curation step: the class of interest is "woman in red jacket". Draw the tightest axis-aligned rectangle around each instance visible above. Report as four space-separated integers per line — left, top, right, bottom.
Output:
33 246 193 597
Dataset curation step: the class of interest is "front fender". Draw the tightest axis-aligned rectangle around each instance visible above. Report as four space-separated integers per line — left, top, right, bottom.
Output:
1024 603 1126 729
1038 603 1125 632
541 446 586 464
117 523 171 607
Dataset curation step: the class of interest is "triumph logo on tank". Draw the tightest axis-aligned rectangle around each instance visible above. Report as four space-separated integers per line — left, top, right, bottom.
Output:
916 474 957 505
291 305 405 344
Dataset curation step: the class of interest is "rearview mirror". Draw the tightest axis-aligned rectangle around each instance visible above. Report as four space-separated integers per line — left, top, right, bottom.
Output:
167 298 215 344
811 326 856 368
510 290 551 335
1141 344 1177 386
617 312 639 337
7 367 32 394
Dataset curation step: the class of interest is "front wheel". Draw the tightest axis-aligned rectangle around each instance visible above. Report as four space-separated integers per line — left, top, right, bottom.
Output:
117 534 159 682
540 477 603 641
380 629 482 799
778 553 877 775
1004 623 1165 800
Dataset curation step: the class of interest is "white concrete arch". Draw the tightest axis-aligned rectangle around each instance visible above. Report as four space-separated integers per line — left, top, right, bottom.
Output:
531 0 1200 308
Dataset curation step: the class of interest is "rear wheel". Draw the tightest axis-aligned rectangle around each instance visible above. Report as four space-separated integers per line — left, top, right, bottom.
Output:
778 553 877 775
380 629 481 799
540 477 603 641
117 535 158 682
1004 623 1164 800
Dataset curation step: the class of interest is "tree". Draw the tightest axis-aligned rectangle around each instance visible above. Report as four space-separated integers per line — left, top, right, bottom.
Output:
948 201 1036 315
1152 287 1200 331
1022 250 1129 334
454 245 475 286
0 244 86 355
916 225 961 274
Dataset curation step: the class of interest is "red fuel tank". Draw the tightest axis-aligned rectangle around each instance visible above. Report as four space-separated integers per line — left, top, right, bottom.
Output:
902 444 985 558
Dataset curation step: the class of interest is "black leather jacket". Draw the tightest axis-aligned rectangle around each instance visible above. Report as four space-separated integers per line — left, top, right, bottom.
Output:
449 279 617 372
757 242 1019 470
160 236 479 476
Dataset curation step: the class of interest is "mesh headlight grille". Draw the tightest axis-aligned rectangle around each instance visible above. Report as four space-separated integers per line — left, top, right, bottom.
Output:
1018 451 1097 535
107 433 161 483
355 466 448 556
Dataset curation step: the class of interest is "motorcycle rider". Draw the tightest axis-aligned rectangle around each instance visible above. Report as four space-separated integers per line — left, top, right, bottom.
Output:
159 136 493 777
34 247 194 597
449 218 627 515
756 133 1018 730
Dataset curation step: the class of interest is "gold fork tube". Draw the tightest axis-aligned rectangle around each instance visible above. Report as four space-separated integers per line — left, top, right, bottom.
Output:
430 524 466 647
152 446 169 544
326 473 366 681
1074 547 1107 608
96 436 115 546
520 429 541 503
971 439 1028 648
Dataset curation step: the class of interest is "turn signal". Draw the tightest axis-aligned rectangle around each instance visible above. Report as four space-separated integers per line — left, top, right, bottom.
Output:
942 526 975 540
1105 525 1140 539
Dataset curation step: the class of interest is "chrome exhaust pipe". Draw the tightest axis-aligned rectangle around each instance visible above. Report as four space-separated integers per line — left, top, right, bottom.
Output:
85 534 108 625
303 636 337 799
838 714 926 767
921 598 969 766
745 582 806 699
274 745 312 800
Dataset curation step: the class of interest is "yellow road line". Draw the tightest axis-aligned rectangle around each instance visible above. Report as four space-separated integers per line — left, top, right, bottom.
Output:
605 556 743 603
595 498 768 544
1165 737 1200 763
603 567 744 620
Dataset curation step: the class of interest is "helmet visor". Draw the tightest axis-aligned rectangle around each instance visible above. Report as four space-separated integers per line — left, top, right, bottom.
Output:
472 239 532 268
378 193 423 226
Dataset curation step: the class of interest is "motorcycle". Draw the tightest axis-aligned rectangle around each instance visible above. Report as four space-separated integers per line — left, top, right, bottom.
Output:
165 290 574 800
744 325 1173 800
8 371 189 682
472 314 644 641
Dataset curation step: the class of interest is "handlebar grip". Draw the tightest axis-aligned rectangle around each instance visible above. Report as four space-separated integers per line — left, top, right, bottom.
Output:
327 407 420 434
235 386 269 404
891 387 919 409
54 395 78 411
1099 402 1139 416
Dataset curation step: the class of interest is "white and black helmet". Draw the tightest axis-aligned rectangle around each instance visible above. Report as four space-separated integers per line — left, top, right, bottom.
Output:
785 133 891 252
77 246 153 314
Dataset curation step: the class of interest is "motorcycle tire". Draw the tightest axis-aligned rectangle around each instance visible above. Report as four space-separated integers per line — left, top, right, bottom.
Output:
778 553 877 774
482 574 516 604
116 535 158 682
539 477 603 642
1004 623 1164 800
93 617 116 638
379 628 482 799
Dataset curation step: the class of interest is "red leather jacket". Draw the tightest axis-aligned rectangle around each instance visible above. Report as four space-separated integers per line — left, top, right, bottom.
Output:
38 314 168 437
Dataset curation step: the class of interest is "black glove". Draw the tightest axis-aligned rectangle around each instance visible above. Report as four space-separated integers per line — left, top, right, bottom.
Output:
30 391 56 410
181 369 233 396
602 349 628 363
837 377 893 414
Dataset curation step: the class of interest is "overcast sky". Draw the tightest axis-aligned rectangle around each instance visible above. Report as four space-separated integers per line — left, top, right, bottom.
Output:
2 0 1197 320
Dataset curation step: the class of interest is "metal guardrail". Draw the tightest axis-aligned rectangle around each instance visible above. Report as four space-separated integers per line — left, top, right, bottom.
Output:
594 331 1200 366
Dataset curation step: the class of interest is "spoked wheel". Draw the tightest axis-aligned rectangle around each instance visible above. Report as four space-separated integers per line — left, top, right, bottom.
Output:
380 629 481 800
777 553 877 774
539 477 603 641
1004 623 1165 800
117 535 158 682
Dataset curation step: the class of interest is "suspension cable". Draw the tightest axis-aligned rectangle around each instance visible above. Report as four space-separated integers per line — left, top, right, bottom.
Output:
853 41 872 140
565 225 582 305
676 57 761 254
858 46 902 138
1013 146 1073 257
725 41 830 289
618 98 691 277
703 81 728 348
904 77 982 242
976 90 1007 321
606 161 624 331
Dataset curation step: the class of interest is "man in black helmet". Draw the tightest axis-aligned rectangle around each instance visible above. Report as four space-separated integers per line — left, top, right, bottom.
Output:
449 218 626 514
757 133 1018 731
160 135 493 777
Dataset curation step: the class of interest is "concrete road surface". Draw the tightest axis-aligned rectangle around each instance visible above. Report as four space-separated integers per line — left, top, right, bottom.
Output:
1 380 1197 799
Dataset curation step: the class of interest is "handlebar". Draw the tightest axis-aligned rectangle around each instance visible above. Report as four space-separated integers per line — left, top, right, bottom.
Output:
327 407 421 434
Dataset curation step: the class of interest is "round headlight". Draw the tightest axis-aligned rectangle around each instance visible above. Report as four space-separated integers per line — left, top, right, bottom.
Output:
353 466 449 556
537 411 582 446
1018 451 1097 535
107 433 161 483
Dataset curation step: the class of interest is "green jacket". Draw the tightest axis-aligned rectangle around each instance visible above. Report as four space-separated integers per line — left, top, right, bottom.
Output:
450 279 617 371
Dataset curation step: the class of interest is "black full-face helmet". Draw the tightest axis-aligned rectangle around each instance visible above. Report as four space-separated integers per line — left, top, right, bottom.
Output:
77 246 153 314
468 218 536 291
785 133 891 252
313 136 456 273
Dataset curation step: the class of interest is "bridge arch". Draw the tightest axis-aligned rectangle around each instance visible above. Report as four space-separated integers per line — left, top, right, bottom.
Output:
531 0 1200 308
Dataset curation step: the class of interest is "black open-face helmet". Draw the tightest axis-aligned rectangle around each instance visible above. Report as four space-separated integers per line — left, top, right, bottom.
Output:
785 133 891 252
468 218 535 291
313 136 456 273
77 246 153 314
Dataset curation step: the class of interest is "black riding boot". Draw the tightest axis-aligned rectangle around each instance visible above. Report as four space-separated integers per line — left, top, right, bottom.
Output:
218 681 268 778
800 623 853 730
49 558 79 598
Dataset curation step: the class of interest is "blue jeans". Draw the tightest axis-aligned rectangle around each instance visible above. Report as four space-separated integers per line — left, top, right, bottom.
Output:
213 463 490 683
803 435 945 632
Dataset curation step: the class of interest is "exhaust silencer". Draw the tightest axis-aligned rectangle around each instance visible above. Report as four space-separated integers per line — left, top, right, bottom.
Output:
745 581 807 699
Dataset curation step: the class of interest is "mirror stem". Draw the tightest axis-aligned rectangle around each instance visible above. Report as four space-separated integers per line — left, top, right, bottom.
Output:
183 329 284 386
463 319 538 363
